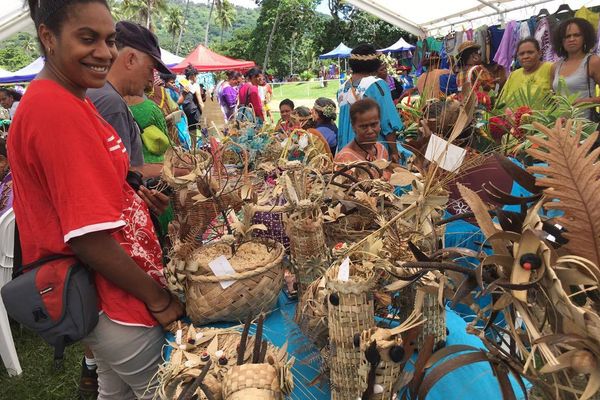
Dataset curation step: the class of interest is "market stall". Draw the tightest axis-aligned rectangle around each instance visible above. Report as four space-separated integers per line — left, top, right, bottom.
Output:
170 45 256 73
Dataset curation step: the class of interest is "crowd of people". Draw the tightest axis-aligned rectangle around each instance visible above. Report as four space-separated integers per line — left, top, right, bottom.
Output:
0 0 600 398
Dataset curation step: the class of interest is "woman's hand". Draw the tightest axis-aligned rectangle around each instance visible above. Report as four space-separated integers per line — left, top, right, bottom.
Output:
147 290 185 328
138 185 169 215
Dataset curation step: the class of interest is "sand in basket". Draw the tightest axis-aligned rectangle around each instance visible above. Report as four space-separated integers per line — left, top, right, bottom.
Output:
326 260 376 399
185 240 285 324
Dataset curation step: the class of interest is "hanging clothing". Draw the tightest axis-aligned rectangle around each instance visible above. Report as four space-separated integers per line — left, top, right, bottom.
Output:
488 25 505 63
498 62 553 108
493 21 519 73
576 6 598 28
519 21 531 39
473 25 489 63
534 17 558 62
336 76 403 152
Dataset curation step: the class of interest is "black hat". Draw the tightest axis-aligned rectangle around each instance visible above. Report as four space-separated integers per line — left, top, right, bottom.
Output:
115 21 171 74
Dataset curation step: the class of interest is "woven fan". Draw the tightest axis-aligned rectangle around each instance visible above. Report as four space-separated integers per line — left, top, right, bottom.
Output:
526 120 600 267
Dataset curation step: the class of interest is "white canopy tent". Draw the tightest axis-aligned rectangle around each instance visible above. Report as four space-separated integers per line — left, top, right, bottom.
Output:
0 3 34 43
345 0 600 36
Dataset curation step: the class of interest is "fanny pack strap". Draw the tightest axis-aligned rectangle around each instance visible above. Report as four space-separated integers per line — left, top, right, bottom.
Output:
12 221 71 278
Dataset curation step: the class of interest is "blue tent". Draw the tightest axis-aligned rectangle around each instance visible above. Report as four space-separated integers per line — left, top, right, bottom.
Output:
378 37 415 53
0 48 182 84
0 57 45 84
319 42 352 60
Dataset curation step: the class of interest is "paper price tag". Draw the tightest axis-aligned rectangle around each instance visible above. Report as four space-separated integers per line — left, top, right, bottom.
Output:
337 257 350 282
424 134 466 172
208 255 236 289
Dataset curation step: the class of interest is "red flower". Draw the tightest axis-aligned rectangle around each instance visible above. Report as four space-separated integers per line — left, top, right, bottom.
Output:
489 116 511 141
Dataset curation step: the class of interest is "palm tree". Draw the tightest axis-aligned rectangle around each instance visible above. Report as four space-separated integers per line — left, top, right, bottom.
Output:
204 0 221 47
120 0 167 30
165 6 184 47
215 0 236 46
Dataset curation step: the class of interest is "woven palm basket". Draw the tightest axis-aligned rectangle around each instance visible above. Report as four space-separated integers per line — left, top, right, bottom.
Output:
326 261 376 400
323 209 377 248
358 327 404 399
185 240 285 325
222 363 281 400
285 208 329 291
159 325 285 400
398 286 446 350
171 186 219 241
294 277 328 349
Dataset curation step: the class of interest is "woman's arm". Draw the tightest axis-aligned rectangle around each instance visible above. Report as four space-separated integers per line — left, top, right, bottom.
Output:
69 231 183 327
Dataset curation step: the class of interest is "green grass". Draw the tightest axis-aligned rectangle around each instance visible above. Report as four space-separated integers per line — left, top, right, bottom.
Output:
0 321 87 400
270 80 340 105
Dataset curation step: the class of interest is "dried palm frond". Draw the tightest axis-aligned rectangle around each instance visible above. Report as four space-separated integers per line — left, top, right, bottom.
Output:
526 120 600 267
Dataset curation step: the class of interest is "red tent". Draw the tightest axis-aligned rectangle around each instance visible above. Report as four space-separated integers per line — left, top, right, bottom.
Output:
171 45 256 73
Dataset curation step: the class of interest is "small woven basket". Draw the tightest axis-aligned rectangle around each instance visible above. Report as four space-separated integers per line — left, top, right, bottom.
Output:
222 363 281 400
326 261 376 399
295 277 328 349
285 208 329 291
398 286 446 350
171 186 219 241
323 210 377 247
185 240 285 324
358 327 404 399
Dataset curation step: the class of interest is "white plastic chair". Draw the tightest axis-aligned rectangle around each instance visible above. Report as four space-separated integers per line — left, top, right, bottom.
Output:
0 208 22 376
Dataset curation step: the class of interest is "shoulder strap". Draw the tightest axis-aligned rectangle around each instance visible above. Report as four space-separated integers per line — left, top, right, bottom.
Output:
373 81 385 96
587 55 593 98
12 220 72 278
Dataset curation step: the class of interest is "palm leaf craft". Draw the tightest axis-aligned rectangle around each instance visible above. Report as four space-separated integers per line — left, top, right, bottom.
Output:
526 120 600 268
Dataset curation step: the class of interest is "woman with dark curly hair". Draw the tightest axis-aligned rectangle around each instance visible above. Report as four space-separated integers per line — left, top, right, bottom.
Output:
0 88 22 119
551 17 600 117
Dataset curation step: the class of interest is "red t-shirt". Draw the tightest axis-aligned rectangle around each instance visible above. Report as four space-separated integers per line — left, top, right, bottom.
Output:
8 79 165 327
238 83 264 120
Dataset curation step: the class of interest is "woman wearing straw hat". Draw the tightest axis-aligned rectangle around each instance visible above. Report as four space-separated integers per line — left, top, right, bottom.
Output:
456 40 496 96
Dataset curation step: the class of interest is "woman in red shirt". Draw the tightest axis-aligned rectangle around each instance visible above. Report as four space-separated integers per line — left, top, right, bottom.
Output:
9 1 183 398
238 67 265 123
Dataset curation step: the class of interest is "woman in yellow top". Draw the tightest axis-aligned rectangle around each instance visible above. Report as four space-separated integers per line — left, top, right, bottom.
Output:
498 38 553 108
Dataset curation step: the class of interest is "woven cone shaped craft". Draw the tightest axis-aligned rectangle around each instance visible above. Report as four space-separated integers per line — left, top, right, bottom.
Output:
185 240 285 324
326 260 376 399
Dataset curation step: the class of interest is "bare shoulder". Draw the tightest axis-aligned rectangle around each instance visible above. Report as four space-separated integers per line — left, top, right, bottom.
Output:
589 54 600 68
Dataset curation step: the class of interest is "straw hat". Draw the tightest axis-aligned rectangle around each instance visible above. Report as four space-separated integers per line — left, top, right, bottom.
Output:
456 40 481 58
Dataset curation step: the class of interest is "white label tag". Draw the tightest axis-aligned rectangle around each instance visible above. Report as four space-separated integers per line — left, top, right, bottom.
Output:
298 134 309 150
337 257 350 282
208 255 236 289
424 134 466 172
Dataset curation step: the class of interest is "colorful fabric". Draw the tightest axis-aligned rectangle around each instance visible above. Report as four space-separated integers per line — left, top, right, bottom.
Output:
498 62 553 108
316 122 338 154
0 172 12 217
493 20 519 73
9 79 164 327
488 25 505 62
336 76 403 152
534 18 558 62
334 142 388 163
219 83 238 121
576 6 599 32
129 99 169 164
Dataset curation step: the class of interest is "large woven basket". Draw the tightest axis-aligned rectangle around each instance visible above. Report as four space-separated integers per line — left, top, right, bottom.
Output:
185 240 285 324
222 363 281 400
398 285 446 350
326 261 376 399
358 327 405 399
285 208 329 291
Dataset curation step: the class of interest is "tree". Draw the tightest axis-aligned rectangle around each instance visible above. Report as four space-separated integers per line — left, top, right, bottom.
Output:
165 6 183 46
215 0 236 46
204 0 221 47
120 0 168 30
